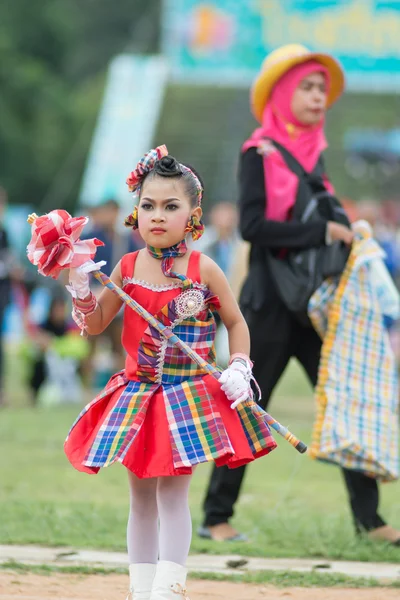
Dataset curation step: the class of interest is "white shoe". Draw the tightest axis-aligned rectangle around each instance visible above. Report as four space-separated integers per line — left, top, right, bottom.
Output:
126 563 156 600
151 561 189 599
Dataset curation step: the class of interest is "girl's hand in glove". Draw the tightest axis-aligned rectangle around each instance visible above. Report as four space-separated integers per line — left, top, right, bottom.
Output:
219 360 252 410
67 260 105 299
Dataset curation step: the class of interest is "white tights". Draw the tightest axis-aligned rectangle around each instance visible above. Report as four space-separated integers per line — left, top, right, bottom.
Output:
127 472 192 566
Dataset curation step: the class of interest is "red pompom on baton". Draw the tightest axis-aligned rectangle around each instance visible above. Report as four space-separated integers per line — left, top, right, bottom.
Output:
27 210 104 279
26 210 307 454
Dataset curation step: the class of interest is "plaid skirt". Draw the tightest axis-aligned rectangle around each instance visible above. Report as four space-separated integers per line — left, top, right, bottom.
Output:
64 370 277 478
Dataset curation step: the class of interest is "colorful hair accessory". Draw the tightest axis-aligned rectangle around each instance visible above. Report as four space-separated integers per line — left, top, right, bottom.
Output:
126 145 168 194
124 205 138 229
180 164 203 206
185 215 204 241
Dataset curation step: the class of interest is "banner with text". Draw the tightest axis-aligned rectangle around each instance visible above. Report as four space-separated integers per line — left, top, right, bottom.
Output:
162 0 400 90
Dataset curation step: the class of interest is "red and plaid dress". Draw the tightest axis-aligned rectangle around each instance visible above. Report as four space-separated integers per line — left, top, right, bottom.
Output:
65 250 277 478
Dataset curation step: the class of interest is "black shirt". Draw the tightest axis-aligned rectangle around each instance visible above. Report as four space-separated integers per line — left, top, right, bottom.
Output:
238 147 327 250
237 147 329 313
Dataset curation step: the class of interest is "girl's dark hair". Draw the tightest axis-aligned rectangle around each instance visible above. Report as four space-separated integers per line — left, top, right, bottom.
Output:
140 155 203 206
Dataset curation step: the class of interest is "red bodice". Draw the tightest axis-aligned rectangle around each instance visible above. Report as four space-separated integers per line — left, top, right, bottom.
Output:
120 250 203 380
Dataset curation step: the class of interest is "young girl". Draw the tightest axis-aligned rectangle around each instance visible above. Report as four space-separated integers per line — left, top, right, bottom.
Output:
64 146 277 600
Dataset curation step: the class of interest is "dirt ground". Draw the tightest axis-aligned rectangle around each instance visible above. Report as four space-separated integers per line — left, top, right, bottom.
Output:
0 572 398 600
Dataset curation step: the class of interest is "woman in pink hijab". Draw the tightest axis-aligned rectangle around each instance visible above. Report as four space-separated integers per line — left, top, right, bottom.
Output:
200 45 400 546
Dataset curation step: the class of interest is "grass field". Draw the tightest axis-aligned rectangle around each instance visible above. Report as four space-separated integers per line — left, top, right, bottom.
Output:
1 348 399 563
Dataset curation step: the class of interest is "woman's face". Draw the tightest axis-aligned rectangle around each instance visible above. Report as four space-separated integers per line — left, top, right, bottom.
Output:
291 72 327 126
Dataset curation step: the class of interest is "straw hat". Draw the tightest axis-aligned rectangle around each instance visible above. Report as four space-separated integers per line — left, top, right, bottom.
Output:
251 43 345 123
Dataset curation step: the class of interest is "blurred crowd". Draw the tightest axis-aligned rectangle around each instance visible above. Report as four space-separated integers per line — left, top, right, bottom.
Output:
1 190 400 408
343 198 400 282
0 193 142 407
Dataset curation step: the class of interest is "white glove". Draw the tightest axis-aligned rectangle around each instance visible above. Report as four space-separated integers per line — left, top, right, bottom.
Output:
219 361 252 410
66 260 106 299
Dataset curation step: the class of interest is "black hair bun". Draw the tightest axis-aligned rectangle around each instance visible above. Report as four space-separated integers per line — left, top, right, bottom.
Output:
155 155 182 177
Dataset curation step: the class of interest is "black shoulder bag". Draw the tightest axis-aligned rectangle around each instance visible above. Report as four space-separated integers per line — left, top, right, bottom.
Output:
266 141 350 322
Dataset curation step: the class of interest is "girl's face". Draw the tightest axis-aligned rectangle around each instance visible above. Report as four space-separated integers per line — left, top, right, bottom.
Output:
138 176 202 248
291 72 327 126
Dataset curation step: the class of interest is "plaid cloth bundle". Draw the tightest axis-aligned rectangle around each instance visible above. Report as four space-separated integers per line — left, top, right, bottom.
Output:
308 224 399 481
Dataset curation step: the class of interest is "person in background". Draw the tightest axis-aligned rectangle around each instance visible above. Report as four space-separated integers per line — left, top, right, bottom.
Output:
27 295 75 404
195 203 250 302
375 200 400 283
357 199 400 355
82 199 143 377
197 202 239 277
199 44 400 546
85 199 143 276
357 199 400 287
0 187 22 406
197 203 241 364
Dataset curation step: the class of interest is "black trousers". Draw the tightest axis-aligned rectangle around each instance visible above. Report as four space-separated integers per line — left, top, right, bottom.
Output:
202 304 385 532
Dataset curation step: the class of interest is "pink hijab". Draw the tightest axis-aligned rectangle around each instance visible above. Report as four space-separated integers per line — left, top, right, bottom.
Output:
243 61 334 221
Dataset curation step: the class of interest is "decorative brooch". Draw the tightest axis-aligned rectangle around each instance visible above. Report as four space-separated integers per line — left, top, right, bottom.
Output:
175 289 205 319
